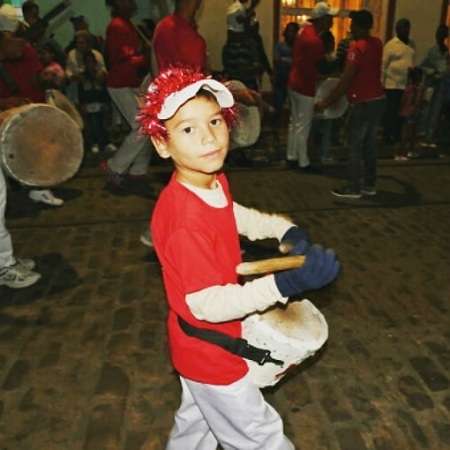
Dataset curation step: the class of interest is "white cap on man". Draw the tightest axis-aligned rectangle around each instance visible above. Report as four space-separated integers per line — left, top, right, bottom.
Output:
310 2 339 19
0 4 19 32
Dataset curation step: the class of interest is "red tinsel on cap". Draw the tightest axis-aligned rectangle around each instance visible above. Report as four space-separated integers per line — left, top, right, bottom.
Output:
137 67 237 141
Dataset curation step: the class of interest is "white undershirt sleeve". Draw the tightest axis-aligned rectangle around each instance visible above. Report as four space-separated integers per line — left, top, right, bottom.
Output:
179 187 291 324
186 275 288 323
233 202 294 242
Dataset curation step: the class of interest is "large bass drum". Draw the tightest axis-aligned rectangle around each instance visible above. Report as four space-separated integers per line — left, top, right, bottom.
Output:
242 299 328 388
0 104 83 187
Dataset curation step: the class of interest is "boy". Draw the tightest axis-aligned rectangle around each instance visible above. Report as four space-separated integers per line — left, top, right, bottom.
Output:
138 67 340 449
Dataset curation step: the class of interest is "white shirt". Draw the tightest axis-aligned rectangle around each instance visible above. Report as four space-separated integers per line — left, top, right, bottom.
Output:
382 37 416 90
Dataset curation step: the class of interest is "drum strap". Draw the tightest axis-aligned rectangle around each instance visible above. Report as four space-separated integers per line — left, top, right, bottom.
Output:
178 316 284 367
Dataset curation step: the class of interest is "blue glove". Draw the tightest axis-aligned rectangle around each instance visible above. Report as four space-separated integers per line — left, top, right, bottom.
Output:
279 225 310 254
274 244 340 297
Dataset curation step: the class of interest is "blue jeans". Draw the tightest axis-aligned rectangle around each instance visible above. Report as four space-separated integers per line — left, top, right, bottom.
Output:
419 78 445 141
345 97 386 190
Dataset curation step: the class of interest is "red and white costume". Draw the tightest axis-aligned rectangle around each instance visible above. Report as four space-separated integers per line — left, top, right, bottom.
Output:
286 23 325 168
151 172 294 448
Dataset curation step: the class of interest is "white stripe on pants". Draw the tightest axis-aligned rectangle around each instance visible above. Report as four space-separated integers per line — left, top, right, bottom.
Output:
166 374 295 450
287 89 315 168
107 87 153 176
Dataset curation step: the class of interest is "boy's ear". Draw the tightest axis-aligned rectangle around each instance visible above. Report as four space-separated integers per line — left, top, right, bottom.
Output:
151 136 171 159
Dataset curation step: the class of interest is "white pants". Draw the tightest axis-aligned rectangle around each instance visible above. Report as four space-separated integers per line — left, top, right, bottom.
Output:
107 87 153 176
0 169 15 269
166 374 294 450
287 89 315 168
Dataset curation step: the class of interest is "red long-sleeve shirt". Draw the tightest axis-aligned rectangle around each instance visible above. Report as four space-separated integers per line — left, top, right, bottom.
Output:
105 16 147 88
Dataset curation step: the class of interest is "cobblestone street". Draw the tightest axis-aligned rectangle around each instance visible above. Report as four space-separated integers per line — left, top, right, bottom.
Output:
1 132 449 450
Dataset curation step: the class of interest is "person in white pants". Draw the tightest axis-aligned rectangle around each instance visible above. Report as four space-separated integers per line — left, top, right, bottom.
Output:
105 87 152 178
0 169 40 288
101 0 153 188
167 374 294 450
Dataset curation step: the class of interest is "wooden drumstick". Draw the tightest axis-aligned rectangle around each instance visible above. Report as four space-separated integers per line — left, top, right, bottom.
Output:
236 255 305 276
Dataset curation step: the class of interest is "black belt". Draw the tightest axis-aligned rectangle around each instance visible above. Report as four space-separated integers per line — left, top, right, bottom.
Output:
178 316 283 367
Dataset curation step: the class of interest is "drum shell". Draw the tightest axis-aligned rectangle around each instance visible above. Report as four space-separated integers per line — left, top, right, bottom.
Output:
0 104 83 187
242 299 328 388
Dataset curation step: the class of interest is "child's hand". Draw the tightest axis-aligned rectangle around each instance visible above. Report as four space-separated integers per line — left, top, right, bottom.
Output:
274 245 340 297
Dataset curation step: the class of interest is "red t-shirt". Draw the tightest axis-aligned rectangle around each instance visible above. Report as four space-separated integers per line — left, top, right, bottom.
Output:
346 36 384 103
0 43 45 102
288 24 324 97
152 14 207 72
151 173 248 385
105 16 147 88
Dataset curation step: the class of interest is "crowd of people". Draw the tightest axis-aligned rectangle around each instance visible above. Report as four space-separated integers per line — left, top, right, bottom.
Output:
0 0 157 289
280 2 449 199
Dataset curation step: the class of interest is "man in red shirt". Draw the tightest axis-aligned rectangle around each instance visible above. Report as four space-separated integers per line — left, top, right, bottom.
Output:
152 0 206 73
316 9 385 198
101 0 152 192
151 0 260 135
286 2 339 171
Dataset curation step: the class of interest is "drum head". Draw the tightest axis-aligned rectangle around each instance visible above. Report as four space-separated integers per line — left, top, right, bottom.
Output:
0 104 83 187
316 78 349 119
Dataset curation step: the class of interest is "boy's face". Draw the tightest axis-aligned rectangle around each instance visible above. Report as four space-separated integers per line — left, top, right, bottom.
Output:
152 95 229 189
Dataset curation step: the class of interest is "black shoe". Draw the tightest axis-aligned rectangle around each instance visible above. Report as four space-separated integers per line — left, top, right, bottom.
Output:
361 186 377 196
297 165 322 174
285 159 298 169
383 137 395 146
331 185 361 199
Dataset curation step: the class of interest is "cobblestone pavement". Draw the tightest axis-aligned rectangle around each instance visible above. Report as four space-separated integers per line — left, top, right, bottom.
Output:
1 132 449 450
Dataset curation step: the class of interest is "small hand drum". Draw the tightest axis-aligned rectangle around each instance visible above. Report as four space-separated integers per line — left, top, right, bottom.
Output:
315 78 349 119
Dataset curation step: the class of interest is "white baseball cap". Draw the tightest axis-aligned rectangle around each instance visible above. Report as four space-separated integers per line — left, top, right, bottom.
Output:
310 2 339 19
0 4 19 33
158 78 234 120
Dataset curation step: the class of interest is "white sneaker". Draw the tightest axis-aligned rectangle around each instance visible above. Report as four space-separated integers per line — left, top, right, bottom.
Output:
0 263 41 288
91 144 100 153
16 258 36 271
140 227 153 247
106 143 118 152
29 189 64 206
